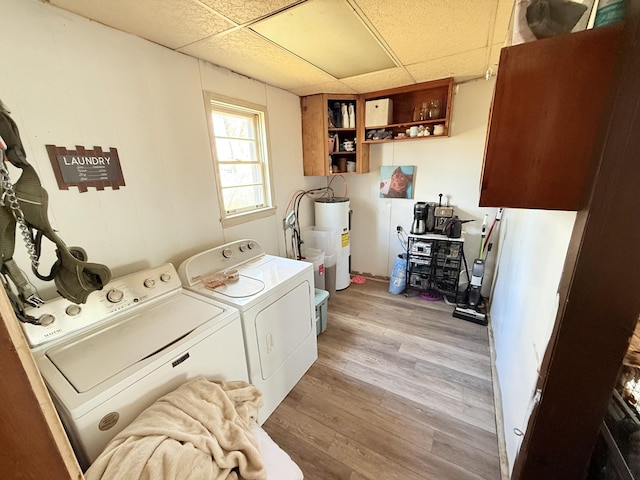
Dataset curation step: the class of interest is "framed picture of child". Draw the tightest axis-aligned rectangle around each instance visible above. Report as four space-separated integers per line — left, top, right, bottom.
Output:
380 165 415 199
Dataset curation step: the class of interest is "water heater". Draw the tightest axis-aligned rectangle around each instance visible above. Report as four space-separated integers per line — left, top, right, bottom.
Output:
315 197 350 290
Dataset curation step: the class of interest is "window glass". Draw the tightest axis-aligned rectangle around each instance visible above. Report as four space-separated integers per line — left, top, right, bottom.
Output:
204 93 274 225
214 138 257 164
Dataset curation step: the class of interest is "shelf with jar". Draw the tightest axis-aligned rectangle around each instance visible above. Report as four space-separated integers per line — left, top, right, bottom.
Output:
360 77 453 144
301 93 370 176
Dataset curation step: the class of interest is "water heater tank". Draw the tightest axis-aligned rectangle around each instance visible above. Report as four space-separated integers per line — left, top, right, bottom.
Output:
314 198 350 290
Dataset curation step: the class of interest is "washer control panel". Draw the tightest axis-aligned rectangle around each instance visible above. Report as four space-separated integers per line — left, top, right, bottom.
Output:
22 263 180 348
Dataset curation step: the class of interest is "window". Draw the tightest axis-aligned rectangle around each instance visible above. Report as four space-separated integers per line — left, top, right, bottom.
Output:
204 93 274 226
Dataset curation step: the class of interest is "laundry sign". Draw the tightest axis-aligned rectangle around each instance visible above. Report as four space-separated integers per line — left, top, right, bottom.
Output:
46 144 125 192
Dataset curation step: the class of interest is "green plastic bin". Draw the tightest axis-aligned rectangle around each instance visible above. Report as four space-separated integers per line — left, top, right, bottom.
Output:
314 288 329 335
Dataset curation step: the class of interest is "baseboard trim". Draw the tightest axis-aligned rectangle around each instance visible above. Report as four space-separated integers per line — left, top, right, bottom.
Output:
488 316 511 479
350 270 389 283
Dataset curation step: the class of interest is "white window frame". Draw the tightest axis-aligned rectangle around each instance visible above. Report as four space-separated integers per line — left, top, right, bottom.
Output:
204 92 275 227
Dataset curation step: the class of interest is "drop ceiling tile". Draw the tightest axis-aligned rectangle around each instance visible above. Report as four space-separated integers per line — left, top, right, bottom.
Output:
181 29 336 91
199 0 301 24
340 67 417 94
355 0 498 64
493 0 515 46
406 48 488 84
290 81 358 97
48 0 515 96
49 0 233 49
251 0 396 79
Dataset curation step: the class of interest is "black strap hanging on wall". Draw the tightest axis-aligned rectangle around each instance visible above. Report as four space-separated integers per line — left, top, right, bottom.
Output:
0 101 111 314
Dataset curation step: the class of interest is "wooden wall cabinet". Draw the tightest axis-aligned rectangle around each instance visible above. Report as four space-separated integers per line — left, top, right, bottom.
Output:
300 78 454 176
480 24 623 210
361 77 454 143
301 93 370 176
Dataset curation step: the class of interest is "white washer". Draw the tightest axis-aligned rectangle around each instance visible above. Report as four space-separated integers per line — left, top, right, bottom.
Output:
178 239 317 424
21 263 247 471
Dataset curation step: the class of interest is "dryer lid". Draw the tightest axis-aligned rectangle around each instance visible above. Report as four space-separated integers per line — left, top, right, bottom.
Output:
210 275 265 298
46 294 227 393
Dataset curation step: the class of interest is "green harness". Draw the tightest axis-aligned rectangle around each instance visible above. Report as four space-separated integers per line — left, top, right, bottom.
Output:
0 108 111 323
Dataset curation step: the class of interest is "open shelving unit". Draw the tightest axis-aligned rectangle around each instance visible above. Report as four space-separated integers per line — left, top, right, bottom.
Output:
301 93 369 176
361 77 454 143
300 77 454 176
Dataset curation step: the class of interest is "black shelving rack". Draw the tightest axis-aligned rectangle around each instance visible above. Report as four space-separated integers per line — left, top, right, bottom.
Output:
405 234 465 301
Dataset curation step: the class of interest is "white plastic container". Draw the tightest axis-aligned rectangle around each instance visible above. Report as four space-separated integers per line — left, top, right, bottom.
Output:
302 247 325 290
302 226 339 256
324 253 337 297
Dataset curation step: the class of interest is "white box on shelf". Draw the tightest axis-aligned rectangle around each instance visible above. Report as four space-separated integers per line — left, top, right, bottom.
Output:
365 99 393 127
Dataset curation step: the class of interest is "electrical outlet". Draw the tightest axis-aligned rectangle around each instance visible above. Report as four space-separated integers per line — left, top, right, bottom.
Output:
396 225 403 232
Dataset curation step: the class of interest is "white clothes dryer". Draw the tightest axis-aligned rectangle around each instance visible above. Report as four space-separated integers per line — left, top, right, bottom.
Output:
22 264 248 471
178 239 317 424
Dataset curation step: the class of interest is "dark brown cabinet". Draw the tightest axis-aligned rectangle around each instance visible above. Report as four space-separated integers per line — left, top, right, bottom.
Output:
480 24 623 210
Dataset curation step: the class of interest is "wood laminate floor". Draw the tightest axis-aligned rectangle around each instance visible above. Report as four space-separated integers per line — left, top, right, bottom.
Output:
262 279 501 480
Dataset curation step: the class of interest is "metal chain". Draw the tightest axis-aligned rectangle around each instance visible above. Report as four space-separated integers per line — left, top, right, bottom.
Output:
0 151 39 268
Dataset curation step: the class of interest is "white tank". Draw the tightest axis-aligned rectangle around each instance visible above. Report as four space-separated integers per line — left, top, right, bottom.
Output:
314 198 350 290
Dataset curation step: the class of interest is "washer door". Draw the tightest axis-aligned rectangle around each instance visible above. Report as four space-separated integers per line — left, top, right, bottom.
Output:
46 294 225 393
255 281 313 380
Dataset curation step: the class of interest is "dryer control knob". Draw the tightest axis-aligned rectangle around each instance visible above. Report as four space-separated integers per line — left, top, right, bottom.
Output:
39 314 55 326
107 289 124 303
144 278 156 288
222 248 233 258
160 273 171 282
65 305 81 316
247 242 255 250
239 244 247 252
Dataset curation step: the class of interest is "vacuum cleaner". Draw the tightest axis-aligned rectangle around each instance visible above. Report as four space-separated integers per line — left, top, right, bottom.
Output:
453 258 489 325
453 209 503 326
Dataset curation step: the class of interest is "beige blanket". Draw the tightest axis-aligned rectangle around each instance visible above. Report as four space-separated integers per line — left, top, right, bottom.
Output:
85 377 266 480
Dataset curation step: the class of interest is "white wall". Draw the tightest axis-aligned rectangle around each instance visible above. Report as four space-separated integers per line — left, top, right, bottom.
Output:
0 0 323 299
489 208 576 472
344 79 500 295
